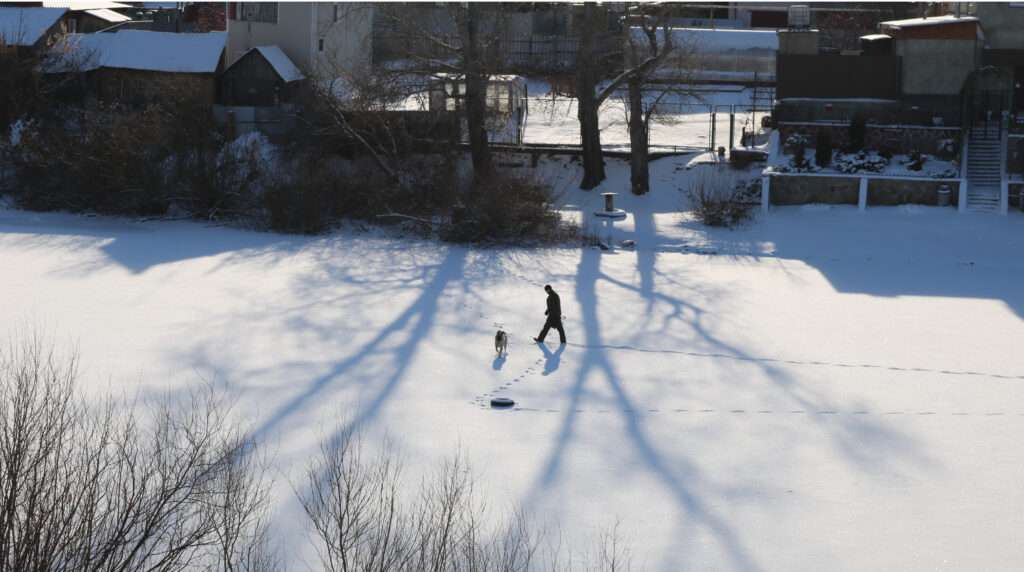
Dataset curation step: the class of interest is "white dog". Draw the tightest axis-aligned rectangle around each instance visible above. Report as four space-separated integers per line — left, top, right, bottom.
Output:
494 330 508 355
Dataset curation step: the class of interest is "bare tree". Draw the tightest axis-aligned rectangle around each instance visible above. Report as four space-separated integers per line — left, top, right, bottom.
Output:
299 429 541 572
621 5 696 195
0 333 277 572
309 3 509 188
576 3 693 192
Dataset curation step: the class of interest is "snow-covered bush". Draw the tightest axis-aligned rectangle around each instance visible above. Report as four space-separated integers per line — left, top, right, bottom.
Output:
784 132 810 152
834 150 889 174
687 168 755 227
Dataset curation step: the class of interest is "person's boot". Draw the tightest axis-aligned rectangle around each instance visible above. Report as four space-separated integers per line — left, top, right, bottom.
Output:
533 337 543 343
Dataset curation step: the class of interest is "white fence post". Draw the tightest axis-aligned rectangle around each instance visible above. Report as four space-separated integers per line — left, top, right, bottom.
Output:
959 179 968 213
761 175 770 213
858 177 868 212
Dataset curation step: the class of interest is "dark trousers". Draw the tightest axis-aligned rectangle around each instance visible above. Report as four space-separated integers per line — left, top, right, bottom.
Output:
537 318 566 343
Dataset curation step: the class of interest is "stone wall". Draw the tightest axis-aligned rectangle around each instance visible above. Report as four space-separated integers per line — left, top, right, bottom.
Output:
769 174 859 205
769 174 961 208
778 123 961 158
867 178 959 207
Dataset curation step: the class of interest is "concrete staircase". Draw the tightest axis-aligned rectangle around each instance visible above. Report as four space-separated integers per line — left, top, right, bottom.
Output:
965 125 1003 212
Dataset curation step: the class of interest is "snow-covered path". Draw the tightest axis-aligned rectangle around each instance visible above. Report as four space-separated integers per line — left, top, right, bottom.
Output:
3 157 1024 570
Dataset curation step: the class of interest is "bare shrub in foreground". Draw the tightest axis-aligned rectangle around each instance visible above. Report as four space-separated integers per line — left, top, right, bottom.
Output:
300 430 542 572
0 334 277 572
687 169 756 228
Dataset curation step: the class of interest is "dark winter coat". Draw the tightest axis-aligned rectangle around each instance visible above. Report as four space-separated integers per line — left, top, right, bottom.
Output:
545 290 562 322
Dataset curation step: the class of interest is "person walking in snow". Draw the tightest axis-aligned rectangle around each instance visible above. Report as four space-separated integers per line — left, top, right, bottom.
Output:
534 284 566 344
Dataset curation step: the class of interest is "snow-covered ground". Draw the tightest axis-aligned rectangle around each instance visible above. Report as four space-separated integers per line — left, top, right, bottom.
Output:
3 155 1024 570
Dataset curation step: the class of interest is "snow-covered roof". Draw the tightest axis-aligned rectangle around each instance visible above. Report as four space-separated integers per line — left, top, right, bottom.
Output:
41 1 131 10
880 15 979 29
0 7 66 47
250 45 303 82
50 30 226 74
630 27 778 54
84 8 131 23
860 34 892 41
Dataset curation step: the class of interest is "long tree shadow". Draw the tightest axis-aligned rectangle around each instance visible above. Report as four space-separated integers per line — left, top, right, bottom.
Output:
528 239 937 570
528 247 763 571
251 247 467 440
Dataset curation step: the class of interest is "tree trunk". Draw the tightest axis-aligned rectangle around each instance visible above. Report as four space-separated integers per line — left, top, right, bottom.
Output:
464 3 492 184
627 76 649 195
576 2 605 190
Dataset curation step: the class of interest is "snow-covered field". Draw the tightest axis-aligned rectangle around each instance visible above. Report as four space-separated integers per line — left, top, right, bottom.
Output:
524 81 762 152
3 156 1024 570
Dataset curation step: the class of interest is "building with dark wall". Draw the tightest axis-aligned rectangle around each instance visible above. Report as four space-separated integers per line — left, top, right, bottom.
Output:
220 45 303 106
976 3 1024 114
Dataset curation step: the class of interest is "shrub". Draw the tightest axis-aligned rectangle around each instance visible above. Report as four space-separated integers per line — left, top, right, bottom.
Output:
0 334 277 571
12 104 170 214
906 150 927 171
792 136 810 171
849 113 867 152
815 129 833 168
687 168 755 227
441 173 572 244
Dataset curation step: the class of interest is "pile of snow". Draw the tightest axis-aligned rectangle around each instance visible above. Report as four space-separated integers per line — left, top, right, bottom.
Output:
0 7 66 47
48 30 226 74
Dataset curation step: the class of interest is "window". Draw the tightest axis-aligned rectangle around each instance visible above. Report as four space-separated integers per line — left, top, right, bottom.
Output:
333 3 340 22
318 38 324 52
239 2 277 23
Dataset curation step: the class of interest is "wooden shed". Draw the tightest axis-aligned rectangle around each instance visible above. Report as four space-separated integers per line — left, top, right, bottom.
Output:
46 30 226 105
220 45 304 106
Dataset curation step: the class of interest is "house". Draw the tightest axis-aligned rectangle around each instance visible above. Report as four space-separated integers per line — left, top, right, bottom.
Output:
0 2 134 55
226 2 373 79
220 45 303 106
225 2 620 81
975 3 1024 117
48 30 227 105
0 7 67 51
878 15 982 115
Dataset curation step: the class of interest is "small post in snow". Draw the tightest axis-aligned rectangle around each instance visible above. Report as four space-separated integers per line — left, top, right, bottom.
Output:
858 177 868 211
761 175 770 213
594 192 627 250
958 179 968 213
